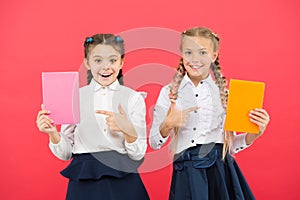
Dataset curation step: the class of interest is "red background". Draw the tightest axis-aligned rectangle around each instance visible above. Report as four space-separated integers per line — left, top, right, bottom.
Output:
1 0 300 199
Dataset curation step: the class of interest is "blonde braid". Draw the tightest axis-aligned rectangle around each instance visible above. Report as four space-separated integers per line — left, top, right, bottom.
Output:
169 58 186 99
168 58 186 153
211 56 232 159
210 57 228 108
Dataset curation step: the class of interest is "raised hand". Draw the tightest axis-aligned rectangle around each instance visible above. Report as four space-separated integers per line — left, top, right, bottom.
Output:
160 100 198 138
249 108 270 135
96 104 137 143
166 100 198 128
36 105 60 144
246 108 270 144
36 105 57 135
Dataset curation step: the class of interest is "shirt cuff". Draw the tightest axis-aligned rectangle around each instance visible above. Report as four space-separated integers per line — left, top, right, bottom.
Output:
49 133 63 146
151 132 170 149
231 133 251 154
124 137 147 160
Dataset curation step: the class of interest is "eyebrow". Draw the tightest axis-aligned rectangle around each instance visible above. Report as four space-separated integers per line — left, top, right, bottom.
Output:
183 48 207 51
91 55 119 58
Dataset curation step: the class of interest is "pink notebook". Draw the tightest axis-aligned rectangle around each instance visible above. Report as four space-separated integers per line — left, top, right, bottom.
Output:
42 72 80 124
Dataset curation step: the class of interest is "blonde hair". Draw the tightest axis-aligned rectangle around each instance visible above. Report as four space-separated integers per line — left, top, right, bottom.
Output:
169 27 232 158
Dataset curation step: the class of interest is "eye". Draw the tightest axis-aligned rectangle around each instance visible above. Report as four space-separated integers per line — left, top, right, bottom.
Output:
200 51 208 55
184 51 192 56
94 58 102 63
110 58 117 63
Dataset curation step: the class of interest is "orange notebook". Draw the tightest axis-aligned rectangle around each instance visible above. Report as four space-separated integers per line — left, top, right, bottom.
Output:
224 79 265 134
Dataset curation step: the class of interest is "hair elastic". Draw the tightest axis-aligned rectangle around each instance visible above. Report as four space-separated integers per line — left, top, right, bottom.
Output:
115 36 123 43
86 37 93 43
211 32 219 38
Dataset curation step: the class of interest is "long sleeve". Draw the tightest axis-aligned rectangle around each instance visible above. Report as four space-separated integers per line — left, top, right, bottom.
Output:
230 132 252 154
125 93 147 160
49 124 75 160
149 86 171 150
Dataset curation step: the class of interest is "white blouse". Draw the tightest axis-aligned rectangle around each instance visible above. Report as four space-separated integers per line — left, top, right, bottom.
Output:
149 74 250 154
49 79 147 161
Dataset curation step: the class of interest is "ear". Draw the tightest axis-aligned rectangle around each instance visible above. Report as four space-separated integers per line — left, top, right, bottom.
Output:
211 51 219 63
84 58 90 70
119 58 124 69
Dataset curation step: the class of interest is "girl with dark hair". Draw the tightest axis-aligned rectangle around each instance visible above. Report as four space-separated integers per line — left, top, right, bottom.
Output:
36 34 149 200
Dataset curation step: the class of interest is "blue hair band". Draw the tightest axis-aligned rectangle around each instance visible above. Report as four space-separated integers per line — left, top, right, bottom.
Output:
115 36 123 43
86 37 93 43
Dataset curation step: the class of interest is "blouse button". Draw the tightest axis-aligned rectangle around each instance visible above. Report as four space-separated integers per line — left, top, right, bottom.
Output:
193 127 196 131
200 81 203 84
159 140 163 143
194 110 197 113
195 94 198 97
191 140 195 143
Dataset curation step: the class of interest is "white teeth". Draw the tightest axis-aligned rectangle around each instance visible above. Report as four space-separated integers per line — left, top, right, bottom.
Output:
100 73 112 78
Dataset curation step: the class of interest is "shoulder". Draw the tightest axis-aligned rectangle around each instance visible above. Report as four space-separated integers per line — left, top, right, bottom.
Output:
118 85 146 102
159 84 170 96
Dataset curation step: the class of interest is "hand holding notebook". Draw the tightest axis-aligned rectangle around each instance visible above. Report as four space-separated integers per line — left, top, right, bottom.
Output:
224 79 265 134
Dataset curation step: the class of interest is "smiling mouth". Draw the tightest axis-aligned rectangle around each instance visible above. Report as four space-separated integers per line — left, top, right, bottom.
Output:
189 65 203 69
100 73 113 78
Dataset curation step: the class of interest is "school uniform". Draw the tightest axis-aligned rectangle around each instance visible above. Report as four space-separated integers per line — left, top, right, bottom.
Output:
150 74 255 200
49 79 149 200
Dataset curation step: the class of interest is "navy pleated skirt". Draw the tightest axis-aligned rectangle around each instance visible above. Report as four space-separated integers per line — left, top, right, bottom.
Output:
169 143 255 200
60 151 150 200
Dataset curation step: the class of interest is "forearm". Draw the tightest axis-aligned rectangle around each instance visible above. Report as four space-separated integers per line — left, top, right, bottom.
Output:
122 124 138 143
245 133 261 145
159 119 173 138
49 131 61 144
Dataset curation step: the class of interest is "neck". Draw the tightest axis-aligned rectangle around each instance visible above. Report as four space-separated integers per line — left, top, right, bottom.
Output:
188 74 208 87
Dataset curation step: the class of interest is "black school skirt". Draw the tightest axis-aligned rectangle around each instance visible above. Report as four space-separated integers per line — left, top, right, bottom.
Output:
60 151 150 200
169 143 255 200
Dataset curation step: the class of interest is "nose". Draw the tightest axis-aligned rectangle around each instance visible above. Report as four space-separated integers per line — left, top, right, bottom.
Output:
190 54 200 64
101 61 111 70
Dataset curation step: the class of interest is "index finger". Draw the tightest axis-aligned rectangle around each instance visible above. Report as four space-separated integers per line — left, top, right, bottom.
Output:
184 106 199 113
252 108 270 118
37 109 50 118
96 110 113 116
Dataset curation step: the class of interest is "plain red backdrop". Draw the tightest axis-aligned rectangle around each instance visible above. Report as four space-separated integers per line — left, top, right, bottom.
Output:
1 0 300 199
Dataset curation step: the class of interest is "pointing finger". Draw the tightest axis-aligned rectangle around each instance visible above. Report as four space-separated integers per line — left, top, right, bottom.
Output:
118 104 126 115
184 106 199 113
96 110 113 116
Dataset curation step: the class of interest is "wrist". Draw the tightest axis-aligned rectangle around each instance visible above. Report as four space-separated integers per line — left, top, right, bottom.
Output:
122 124 138 143
49 131 61 144
160 119 173 138
245 133 260 145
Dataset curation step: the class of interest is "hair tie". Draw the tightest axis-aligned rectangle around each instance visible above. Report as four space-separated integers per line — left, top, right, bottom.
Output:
212 32 219 39
115 36 123 43
86 37 93 43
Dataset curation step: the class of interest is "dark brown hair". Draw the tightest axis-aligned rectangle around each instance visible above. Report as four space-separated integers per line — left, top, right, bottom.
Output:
84 34 125 85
